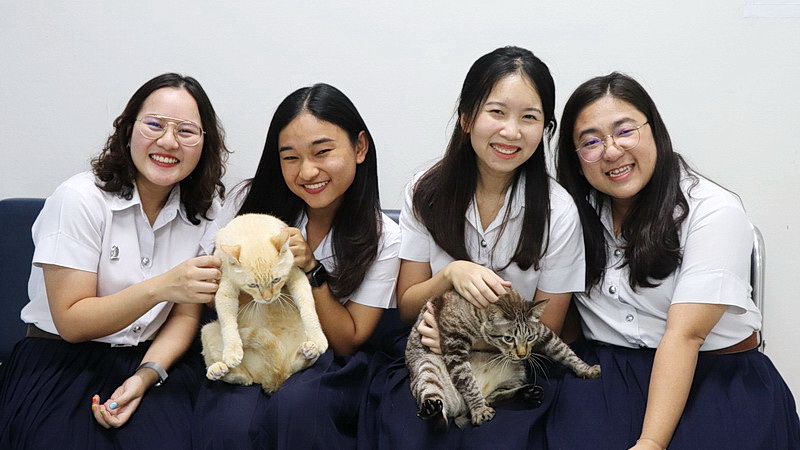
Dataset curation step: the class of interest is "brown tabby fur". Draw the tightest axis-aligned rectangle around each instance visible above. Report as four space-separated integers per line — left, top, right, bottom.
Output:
406 286 600 428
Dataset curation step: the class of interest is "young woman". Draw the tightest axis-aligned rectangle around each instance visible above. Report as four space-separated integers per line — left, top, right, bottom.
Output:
0 73 229 448
193 83 400 449
550 72 800 449
360 46 585 449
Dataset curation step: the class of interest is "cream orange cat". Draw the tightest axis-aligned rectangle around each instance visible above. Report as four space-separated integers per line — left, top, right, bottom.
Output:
200 213 328 393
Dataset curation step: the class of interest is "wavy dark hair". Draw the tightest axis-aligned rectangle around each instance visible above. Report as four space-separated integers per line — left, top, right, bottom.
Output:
237 83 381 299
413 46 556 271
91 73 229 224
556 72 693 290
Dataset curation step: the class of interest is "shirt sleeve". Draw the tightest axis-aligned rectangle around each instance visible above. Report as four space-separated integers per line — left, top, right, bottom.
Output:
671 192 753 313
536 186 586 293
398 178 432 262
32 181 105 273
347 215 401 308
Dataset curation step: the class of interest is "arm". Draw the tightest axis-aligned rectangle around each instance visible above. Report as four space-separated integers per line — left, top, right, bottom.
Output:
397 259 511 324
631 302 726 450
93 302 203 428
43 255 220 342
533 289 572 336
286 226 394 355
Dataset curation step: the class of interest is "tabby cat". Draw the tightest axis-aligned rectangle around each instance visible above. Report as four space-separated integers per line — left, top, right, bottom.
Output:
406 286 600 428
200 213 328 393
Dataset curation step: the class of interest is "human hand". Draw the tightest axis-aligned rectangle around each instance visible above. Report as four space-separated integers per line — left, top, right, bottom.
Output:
418 302 441 354
91 374 147 428
157 255 221 304
286 227 316 272
444 261 511 308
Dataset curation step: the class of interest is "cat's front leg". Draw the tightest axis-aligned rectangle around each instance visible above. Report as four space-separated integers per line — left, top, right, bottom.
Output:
440 335 494 426
287 268 328 355
216 281 244 368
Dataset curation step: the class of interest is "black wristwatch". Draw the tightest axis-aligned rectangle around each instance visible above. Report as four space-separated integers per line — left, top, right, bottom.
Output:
306 261 328 288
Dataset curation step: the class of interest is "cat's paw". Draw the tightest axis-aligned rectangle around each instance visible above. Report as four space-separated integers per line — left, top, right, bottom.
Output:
300 341 320 360
521 384 545 406
417 398 444 420
578 364 601 379
222 344 244 368
206 362 230 380
470 405 495 426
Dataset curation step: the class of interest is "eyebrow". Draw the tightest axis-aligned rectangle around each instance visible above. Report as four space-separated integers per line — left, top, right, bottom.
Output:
278 137 335 152
484 101 543 114
577 117 640 138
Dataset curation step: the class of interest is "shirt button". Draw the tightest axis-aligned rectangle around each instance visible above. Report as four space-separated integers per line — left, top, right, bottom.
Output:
614 249 622 257
141 257 150 266
608 285 617 294
480 239 487 248
625 314 634 322
132 325 142 333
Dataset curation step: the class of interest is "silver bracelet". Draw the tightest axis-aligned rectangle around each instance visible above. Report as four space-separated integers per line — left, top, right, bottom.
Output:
136 361 168 386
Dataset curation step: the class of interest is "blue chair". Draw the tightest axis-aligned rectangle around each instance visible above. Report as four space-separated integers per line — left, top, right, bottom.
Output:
0 198 45 363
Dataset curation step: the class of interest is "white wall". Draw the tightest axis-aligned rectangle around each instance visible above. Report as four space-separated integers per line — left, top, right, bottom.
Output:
2 1 798 407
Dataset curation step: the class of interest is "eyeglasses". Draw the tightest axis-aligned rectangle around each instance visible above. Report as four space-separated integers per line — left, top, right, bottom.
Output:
135 114 205 147
575 122 649 163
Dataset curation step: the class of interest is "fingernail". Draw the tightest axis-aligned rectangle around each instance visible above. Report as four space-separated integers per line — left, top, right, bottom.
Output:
100 409 105 416
91 405 97 412
109 402 118 410
92 395 99 404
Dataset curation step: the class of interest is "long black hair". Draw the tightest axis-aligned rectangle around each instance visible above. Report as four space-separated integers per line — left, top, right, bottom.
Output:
237 83 381 298
91 73 229 224
556 72 692 290
413 46 556 271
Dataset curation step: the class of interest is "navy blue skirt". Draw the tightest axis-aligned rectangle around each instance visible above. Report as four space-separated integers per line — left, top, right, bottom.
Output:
193 348 373 449
547 340 800 450
358 335 563 449
0 336 204 449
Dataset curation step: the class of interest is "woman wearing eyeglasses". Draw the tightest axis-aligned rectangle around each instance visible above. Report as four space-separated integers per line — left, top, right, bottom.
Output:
0 73 229 448
549 72 800 449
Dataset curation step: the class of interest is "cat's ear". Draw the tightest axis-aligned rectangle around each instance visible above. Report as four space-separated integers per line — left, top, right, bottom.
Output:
218 244 242 263
271 229 290 251
528 299 549 319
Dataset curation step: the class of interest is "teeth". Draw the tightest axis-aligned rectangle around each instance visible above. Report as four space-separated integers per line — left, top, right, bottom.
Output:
151 154 178 164
491 144 518 155
607 165 632 177
305 181 328 189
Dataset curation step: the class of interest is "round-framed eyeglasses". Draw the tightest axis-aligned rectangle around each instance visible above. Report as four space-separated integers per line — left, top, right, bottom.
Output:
575 122 649 163
135 114 205 147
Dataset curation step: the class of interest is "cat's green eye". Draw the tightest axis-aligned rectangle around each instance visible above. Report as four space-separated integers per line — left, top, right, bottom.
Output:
527 336 535 342
502 336 514 343
271 277 281 285
247 283 259 288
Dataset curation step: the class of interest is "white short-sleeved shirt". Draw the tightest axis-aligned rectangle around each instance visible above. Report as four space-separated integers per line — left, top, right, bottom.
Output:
574 172 762 351
218 184 400 308
21 171 219 345
399 172 586 300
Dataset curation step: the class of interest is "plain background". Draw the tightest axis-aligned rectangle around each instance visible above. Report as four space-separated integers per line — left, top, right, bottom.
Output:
2 1 798 411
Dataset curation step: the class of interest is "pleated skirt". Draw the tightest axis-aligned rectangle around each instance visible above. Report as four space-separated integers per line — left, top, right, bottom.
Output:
0 336 204 449
547 340 800 450
192 348 373 449
358 335 563 450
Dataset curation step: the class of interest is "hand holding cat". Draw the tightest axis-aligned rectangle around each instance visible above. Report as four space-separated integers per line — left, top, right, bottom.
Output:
285 227 317 272
156 255 222 304
91 374 145 428
444 261 511 309
418 302 442 354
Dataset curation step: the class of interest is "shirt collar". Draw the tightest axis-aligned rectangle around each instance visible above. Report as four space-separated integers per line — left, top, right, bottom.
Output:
465 173 526 233
108 183 190 227
296 211 334 261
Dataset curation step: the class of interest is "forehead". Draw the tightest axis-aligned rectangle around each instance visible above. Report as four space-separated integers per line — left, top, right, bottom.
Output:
485 73 542 105
278 112 348 145
575 96 645 130
139 87 201 124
